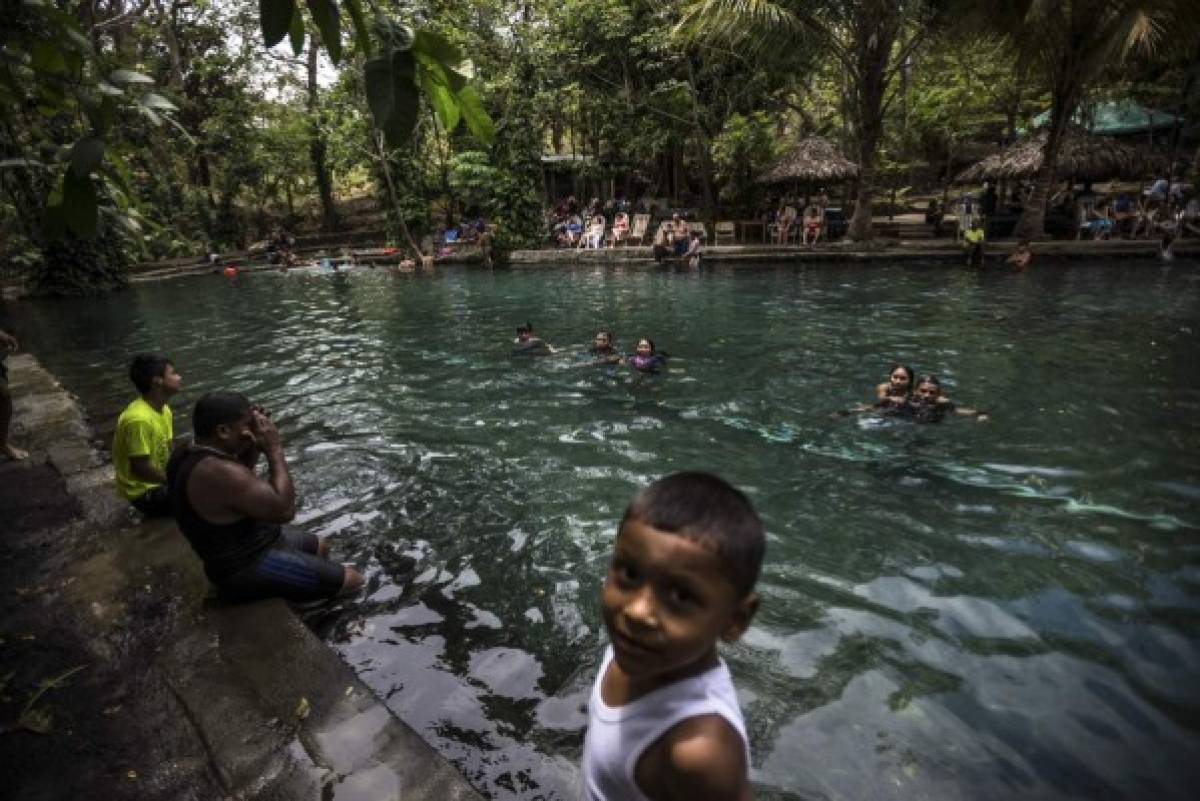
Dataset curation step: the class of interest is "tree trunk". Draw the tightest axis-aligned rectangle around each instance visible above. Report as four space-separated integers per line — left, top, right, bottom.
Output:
846 7 896 242
306 40 338 232
373 133 423 258
1013 91 1073 241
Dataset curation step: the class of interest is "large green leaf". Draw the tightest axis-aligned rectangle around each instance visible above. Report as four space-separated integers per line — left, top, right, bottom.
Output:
456 85 494 145
422 71 460 132
110 69 154 85
343 0 371 57
62 170 98 239
31 40 66 74
69 136 103 178
138 92 177 111
306 0 341 65
288 4 305 57
364 49 419 147
259 0 295 48
0 158 45 170
412 30 463 67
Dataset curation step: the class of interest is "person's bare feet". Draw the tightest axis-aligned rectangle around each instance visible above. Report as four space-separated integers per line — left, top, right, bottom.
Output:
2 443 29 461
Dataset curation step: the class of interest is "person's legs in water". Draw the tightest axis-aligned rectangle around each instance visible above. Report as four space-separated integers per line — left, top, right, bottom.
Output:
219 528 362 602
0 370 29 462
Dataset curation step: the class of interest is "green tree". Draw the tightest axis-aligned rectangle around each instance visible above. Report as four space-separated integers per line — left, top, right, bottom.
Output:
677 0 944 240
978 0 1198 239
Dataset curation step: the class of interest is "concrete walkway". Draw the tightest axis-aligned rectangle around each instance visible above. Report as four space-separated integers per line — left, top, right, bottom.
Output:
2 354 483 801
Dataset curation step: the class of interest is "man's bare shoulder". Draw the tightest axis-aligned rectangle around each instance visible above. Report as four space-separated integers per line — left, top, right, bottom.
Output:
657 713 749 801
189 452 254 484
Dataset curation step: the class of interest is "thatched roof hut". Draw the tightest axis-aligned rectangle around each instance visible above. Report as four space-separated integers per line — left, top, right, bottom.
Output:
955 129 1159 184
759 136 859 186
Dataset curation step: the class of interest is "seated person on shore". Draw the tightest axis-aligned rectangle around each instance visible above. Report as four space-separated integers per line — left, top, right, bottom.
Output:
627 338 667 373
1079 198 1114 240
113 354 181 517
581 330 623 366
513 322 556 355
1183 196 1200 238
167 392 364 602
801 204 824 246
653 222 674 264
773 203 797 245
0 328 29 461
909 375 987 422
609 212 630 246
671 214 690 258
925 198 943 236
684 230 703 269
1006 240 1033 270
963 219 986 266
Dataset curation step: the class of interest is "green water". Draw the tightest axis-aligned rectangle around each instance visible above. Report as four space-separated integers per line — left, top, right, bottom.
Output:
6 261 1200 800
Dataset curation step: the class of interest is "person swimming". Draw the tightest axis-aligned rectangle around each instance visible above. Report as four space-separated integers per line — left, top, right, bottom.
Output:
627 337 667 373
875 364 914 409
513 322 554 355
908 374 987 422
580 329 623 366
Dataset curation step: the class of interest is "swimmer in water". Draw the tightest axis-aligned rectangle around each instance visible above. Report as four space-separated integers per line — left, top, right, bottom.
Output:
1006 240 1033 270
627 337 667 373
908 374 987 422
875 364 914 409
513 322 555 355
580 329 623 366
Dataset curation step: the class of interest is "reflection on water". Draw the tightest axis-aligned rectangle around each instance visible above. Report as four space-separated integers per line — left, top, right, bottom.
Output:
5 261 1200 799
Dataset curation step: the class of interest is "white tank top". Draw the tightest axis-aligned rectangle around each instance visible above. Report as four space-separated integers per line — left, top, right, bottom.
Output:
580 646 749 801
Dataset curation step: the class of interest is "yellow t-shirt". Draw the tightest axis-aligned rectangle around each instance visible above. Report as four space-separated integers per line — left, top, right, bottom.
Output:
113 397 173 501
964 227 986 245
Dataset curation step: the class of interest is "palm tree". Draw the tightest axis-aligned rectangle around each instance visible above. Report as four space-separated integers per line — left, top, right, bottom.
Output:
676 0 942 242
981 0 1196 239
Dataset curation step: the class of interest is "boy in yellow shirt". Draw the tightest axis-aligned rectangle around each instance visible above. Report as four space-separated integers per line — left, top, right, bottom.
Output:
113 354 181 517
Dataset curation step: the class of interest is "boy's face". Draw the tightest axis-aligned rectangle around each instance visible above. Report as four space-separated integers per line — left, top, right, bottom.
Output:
602 519 757 682
157 364 182 395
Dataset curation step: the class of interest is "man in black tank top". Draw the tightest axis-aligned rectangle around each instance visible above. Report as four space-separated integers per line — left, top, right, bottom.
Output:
167 392 363 601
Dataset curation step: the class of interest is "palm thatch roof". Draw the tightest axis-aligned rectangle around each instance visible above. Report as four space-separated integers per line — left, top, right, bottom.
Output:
759 136 859 186
955 129 1159 184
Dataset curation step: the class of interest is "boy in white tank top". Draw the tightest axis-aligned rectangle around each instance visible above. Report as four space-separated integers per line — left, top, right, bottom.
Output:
581 472 765 801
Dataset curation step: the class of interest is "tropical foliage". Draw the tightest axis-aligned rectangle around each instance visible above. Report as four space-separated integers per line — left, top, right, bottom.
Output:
0 0 1196 291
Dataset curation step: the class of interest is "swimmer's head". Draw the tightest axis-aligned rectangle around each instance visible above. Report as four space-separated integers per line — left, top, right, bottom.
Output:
516 322 533 340
888 364 914 395
129 353 181 397
636 338 655 356
913 374 943 403
620 472 765 599
594 330 613 350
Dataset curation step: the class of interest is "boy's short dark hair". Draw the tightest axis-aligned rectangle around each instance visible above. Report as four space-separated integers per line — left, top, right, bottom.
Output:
193 391 251 438
623 472 765 597
128 353 172 395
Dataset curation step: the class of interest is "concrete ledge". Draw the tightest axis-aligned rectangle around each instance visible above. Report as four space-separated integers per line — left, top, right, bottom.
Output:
509 238 1200 266
6 354 484 801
